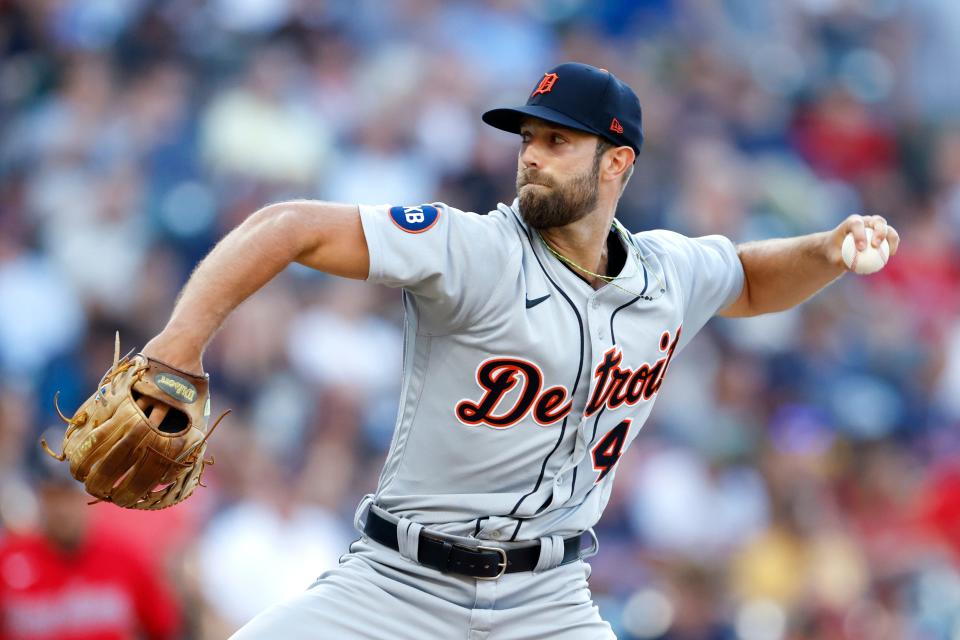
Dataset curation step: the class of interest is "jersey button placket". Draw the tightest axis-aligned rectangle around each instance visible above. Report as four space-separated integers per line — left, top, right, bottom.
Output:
590 296 606 341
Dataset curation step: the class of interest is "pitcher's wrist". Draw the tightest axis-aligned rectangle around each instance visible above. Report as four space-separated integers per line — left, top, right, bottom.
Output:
141 327 205 374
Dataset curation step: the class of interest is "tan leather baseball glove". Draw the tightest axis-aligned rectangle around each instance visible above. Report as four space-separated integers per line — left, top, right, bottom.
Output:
41 335 227 510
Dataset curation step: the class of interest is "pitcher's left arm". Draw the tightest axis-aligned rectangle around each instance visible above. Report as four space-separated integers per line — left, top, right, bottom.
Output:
719 214 900 318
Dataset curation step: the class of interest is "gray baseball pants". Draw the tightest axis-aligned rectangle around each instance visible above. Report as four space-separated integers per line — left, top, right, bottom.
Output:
230 503 614 639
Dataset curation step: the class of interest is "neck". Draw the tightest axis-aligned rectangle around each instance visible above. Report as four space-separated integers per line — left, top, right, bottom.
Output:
538 202 617 289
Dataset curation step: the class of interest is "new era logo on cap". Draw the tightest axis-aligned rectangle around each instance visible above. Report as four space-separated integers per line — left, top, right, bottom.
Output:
481 62 644 157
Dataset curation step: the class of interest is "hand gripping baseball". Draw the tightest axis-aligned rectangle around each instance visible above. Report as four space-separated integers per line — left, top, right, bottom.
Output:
41 333 229 510
828 214 900 274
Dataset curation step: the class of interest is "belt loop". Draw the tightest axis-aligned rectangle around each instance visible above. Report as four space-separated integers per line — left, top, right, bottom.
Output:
581 528 600 559
441 540 454 571
353 495 374 535
533 535 565 573
396 517 423 563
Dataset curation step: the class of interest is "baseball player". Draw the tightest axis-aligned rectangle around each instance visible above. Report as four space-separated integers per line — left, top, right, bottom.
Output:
140 62 899 638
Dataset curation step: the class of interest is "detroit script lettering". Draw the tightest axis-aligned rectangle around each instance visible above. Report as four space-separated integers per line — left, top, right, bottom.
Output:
456 326 682 428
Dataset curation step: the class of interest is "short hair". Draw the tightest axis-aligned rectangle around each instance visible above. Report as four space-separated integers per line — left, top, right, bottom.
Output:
595 139 634 194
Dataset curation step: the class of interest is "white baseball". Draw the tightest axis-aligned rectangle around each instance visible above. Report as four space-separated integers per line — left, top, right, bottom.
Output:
841 228 890 275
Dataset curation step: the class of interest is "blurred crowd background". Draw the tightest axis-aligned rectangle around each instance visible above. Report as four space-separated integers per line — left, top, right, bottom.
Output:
2 0 960 638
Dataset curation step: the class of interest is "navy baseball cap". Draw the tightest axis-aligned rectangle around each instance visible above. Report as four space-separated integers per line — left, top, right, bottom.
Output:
482 62 643 158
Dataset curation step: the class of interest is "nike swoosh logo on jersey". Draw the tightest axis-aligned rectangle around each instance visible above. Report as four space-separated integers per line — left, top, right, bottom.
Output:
525 294 550 309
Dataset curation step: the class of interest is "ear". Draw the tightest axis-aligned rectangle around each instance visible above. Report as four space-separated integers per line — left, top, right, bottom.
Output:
601 146 636 184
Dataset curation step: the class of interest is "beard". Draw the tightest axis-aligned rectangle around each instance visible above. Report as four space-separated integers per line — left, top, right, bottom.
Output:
516 156 601 230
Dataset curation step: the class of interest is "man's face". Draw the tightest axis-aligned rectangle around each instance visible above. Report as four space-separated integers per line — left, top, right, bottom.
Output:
515 118 602 230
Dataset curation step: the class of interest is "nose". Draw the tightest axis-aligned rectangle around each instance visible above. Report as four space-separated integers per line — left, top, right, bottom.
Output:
519 140 541 169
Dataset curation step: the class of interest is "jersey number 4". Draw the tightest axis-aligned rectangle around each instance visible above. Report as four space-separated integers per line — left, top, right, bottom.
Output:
591 419 632 483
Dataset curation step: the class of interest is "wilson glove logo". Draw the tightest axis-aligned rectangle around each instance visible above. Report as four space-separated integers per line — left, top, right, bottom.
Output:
389 205 440 234
155 373 198 404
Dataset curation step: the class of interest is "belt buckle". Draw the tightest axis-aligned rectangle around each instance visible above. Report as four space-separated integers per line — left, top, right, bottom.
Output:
475 545 508 580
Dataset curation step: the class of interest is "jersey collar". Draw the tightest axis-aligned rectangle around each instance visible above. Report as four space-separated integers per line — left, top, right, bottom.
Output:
502 200 667 303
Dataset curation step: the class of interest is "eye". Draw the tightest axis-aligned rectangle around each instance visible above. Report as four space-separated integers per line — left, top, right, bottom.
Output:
552 134 566 144
520 131 532 143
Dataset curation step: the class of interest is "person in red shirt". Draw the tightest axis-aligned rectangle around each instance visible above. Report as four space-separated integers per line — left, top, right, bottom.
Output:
0 466 181 640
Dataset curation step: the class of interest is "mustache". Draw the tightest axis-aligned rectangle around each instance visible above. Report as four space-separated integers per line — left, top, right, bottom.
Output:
516 170 556 188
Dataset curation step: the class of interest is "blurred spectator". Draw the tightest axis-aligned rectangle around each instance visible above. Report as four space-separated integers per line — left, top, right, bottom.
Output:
200 44 331 186
0 467 181 640
195 445 351 633
0 239 85 378
628 446 769 559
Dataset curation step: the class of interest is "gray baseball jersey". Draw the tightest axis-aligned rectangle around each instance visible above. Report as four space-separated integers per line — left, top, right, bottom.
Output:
358 199 744 543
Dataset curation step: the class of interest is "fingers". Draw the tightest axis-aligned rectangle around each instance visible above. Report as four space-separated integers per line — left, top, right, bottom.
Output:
885 226 900 255
135 396 170 428
847 215 868 251
867 215 887 247
149 404 170 429
846 214 898 253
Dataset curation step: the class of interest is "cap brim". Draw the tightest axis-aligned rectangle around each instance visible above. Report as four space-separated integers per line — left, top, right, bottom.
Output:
481 105 599 138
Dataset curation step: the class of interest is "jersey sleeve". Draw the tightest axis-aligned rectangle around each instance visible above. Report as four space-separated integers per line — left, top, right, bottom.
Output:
644 229 744 349
358 202 515 332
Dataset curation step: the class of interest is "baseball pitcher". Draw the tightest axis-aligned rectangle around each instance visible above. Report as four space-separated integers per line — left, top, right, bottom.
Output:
72 62 901 638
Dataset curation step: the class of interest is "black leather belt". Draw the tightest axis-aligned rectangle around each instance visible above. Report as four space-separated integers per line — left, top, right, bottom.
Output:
363 509 582 579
